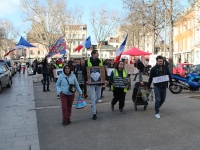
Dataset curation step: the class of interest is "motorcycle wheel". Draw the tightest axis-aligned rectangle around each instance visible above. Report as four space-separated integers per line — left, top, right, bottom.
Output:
169 81 182 94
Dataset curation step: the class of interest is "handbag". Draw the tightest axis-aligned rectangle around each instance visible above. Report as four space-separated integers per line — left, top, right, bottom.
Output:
65 77 76 93
76 96 86 109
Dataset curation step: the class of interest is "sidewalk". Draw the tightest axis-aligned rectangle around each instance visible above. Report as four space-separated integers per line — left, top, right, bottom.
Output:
0 73 40 150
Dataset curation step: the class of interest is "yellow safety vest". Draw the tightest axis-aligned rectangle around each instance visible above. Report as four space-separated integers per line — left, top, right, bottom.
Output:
54 64 59 69
111 69 127 92
58 63 63 68
87 58 103 67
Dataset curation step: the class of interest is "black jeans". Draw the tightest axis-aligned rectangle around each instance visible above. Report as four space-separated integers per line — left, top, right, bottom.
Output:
43 75 50 90
111 88 126 110
80 85 87 96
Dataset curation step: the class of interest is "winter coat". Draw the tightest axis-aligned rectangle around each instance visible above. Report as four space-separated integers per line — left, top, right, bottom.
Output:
56 72 82 95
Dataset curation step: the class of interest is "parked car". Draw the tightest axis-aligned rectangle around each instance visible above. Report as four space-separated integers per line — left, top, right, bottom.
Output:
173 63 193 77
0 60 12 77
186 64 200 74
4 60 16 76
0 62 12 93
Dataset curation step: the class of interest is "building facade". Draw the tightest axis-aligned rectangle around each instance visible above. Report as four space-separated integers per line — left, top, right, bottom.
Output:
173 6 195 65
65 24 87 59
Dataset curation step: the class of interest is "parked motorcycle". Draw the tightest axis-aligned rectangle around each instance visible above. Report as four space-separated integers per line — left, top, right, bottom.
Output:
169 73 200 94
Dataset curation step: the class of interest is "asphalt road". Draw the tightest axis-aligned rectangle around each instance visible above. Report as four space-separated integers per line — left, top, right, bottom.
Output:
34 75 200 150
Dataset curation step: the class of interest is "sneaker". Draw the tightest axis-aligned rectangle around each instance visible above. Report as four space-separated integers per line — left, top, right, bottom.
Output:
92 114 97 120
98 99 102 103
62 122 67 126
111 103 114 111
119 109 126 114
47 89 51 91
43 90 47 92
67 121 71 125
155 114 161 119
84 95 88 98
57 95 60 99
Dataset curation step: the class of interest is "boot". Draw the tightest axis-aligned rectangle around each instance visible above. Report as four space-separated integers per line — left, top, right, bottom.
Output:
43 85 46 92
47 84 50 91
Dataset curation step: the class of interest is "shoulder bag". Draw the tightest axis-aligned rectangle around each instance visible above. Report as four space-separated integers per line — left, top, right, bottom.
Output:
65 77 76 93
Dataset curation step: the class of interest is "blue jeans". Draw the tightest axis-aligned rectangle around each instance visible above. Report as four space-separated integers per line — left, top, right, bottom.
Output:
154 86 167 114
89 85 101 114
138 72 143 82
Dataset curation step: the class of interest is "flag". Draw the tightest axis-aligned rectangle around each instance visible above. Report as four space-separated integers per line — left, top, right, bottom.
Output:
114 34 128 62
61 51 66 61
4 48 16 57
75 36 91 52
48 36 66 57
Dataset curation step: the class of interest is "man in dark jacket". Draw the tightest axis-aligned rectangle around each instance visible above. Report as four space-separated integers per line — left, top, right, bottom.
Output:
42 57 50 92
148 55 173 119
85 50 108 120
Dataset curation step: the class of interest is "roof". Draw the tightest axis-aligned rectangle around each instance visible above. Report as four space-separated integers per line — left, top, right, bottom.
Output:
99 44 117 51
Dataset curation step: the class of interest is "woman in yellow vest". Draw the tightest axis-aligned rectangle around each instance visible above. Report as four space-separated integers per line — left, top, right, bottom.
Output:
110 61 128 114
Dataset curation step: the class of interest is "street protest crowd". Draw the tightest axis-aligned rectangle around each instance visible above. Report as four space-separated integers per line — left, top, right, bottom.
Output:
17 50 172 125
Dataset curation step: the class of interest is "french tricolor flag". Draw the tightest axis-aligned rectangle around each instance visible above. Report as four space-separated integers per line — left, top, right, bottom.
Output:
75 36 91 52
114 34 128 62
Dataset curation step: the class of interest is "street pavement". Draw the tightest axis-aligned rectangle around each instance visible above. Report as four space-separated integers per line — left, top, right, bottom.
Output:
2 74 200 150
34 75 200 150
0 72 40 150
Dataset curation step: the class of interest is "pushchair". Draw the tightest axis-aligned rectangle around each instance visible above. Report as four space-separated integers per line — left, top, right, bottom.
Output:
132 82 153 111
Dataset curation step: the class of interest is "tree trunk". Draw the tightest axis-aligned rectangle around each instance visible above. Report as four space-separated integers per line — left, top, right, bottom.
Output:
152 0 157 54
168 0 173 72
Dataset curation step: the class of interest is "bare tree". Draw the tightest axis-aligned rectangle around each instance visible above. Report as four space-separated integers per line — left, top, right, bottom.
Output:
22 0 82 57
0 20 17 59
122 0 166 53
90 8 121 55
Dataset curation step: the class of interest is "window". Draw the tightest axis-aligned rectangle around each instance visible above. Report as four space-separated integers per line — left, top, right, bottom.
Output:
82 34 85 38
80 26 83 30
78 34 80 38
113 40 116 42
73 48 75 52
116 45 118 48
73 34 76 38
38 51 40 55
147 43 149 48
37 44 40 48
68 34 71 38
105 54 107 57
101 54 103 57
30 50 33 55
78 41 80 45
73 41 76 45
146 36 149 41
110 52 112 56
82 48 85 53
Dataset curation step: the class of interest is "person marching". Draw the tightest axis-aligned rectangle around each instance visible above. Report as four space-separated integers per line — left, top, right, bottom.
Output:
56 65 83 125
54 60 64 99
85 50 108 120
42 57 50 92
110 61 128 114
74 58 88 98
147 55 173 119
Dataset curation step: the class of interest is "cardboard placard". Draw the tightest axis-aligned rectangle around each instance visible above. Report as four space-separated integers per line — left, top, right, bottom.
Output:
77 70 85 85
153 75 169 83
87 66 105 84
113 77 128 88
53 68 63 78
